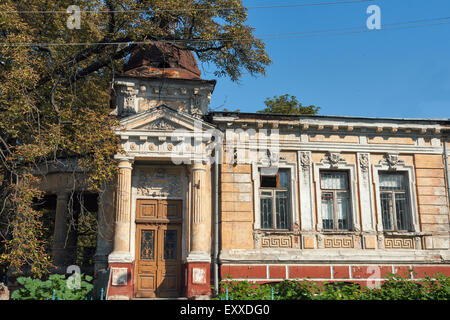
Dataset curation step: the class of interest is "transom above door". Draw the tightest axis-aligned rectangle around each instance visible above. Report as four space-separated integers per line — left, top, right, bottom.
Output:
136 199 182 223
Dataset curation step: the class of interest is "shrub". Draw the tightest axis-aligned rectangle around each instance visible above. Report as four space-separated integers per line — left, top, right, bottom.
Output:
11 274 93 300
215 272 450 300
215 276 272 300
274 279 318 300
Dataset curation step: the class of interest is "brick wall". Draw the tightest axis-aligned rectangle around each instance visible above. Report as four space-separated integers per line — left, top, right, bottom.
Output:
220 264 450 286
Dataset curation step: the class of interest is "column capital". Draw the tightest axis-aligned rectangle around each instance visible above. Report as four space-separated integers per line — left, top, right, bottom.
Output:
114 155 134 169
114 154 134 162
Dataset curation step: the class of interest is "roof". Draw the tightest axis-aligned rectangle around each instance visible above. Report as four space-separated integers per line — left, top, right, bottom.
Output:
121 42 202 80
207 111 450 126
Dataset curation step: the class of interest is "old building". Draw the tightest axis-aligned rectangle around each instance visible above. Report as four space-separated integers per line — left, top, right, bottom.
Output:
35 44 450 299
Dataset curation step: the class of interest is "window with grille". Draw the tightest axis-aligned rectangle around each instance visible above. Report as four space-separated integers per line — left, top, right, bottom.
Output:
379 172 411 231
320 171 351 231
259 168 290 230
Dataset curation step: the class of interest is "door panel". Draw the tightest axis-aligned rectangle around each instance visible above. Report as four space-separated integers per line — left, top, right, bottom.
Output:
159 200 182 220
157 224 181 297
135 225 158 298
136 199 158 221
135 200 182 298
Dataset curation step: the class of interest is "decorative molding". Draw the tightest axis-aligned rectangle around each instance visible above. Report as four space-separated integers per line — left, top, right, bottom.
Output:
323 236 354 249
384 237 415 249
261 236 293 248
148 142 156 151
378 235 384 249
317 234 324 249
299 151 311 169
357 153 375 232
298 151 315 231
133 168 182 198
219 248 449 264
323 152 346 169
143 118 178 131
359 153 369 173
380 153 406 171
253 232 262 248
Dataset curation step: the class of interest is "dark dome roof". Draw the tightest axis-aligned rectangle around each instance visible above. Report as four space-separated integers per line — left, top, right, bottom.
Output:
123 42 202 80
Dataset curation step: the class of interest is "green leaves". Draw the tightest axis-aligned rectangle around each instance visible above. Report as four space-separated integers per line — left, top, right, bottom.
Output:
258 94 320 115
215 273 450 300
11 274 94 300
0 0 270 275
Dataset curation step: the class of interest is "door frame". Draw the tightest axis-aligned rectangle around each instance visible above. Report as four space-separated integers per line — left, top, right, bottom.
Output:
134 199 184 298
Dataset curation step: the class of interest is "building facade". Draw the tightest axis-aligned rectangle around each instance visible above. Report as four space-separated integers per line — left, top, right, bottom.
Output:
36 44 450 299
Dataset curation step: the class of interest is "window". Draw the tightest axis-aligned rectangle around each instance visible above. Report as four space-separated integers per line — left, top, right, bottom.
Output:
320 171 351 230
259 168 290 230
379 172 410 231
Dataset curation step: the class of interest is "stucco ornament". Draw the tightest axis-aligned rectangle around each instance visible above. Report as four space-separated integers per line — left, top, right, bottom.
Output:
146 118 177 131
386 154 399 169
323 152 346 168
300 151 311 169
359 153 369 173
135 168 182 197
382 153 405 171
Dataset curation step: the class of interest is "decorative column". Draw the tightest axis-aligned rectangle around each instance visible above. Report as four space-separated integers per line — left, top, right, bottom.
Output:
108 156 134 300
52 192 69 268
186 162 212 298
357 153 377 249
298 151 316 249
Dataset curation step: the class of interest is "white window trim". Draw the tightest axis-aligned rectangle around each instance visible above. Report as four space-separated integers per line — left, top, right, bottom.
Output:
313 153 360 232
372 156 420 233
252 160 298 230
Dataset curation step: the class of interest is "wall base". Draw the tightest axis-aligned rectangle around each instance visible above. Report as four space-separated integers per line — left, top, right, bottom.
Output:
106 262 134 300
186 262 211 298
220 263 450 287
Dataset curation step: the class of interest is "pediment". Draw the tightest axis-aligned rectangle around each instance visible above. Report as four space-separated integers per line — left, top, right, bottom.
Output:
117 104 215 132
134 118 182 131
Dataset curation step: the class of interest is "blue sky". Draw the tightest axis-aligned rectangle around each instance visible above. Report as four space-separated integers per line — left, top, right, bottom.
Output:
204 0 450 119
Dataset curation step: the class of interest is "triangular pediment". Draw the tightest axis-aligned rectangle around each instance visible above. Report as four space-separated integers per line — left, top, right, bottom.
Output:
117 104 215 132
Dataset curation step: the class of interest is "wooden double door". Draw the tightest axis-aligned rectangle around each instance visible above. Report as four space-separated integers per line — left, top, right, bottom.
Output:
134 199 182 298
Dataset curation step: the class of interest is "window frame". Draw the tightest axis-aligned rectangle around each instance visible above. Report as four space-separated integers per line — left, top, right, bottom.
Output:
313 158 360 233
252 161 298 231
372 160 420 234
259 169 291 230
319 170 352 231
378 171 412 232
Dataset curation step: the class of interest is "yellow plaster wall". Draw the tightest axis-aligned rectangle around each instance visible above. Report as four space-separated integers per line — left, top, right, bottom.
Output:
414 154 449 233
220 164 254 249
368 136 416 145
309 134 359 143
